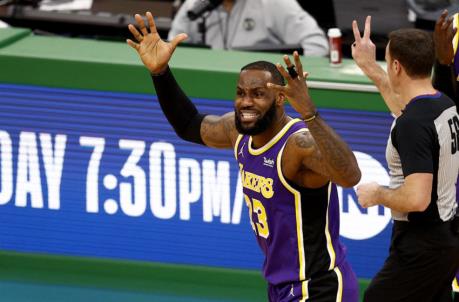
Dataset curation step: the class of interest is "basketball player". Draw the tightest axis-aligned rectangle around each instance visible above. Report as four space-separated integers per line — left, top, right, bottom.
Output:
127 12 361 302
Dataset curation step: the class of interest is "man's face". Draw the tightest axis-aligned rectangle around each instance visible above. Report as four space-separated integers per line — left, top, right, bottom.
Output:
234 69 279 135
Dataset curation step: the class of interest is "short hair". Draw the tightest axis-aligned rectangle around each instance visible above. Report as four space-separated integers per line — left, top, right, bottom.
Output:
240 61 285 86
388 28 435 79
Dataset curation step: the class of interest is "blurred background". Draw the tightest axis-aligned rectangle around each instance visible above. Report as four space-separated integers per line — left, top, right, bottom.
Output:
0 0 457 58
0 1 458 302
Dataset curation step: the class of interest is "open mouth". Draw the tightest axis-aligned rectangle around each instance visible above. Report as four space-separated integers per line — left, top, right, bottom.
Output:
239 111 260 123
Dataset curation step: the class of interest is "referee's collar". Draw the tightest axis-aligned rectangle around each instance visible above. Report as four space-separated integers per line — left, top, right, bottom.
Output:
405 91 442 109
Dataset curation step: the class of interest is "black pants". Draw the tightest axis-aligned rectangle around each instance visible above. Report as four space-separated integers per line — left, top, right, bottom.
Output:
364 220 459 302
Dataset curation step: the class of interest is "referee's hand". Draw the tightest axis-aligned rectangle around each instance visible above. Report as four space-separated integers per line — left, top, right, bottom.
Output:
126 12 188 74
356 182 380 208
351 16 377 74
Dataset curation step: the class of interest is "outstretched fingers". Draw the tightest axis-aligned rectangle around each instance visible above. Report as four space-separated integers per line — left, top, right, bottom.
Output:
363 15 372 40
126 39 140 51
265 63 289 91
146 12 157 34
266 82 287 93
135 14 149 36
352 20 361 43
170 33 188 51
293 51 304 79
276 62 291 80
128 24 144 42
283 54 294 68
282 55 301 79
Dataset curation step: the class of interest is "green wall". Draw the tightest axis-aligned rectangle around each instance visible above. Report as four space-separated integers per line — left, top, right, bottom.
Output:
0 27 388 111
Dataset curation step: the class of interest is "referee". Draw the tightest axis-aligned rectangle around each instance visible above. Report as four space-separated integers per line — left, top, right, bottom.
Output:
433 10 459 302
352 16 459 302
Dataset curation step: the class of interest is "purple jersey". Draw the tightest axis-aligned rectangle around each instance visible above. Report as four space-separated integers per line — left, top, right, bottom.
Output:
234 119 347 286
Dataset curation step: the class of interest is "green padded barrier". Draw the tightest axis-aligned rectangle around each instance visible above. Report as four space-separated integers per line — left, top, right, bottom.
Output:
0 27 31 48
0 28 387 112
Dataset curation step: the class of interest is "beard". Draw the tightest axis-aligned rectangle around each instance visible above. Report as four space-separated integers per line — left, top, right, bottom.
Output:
234 101 277 135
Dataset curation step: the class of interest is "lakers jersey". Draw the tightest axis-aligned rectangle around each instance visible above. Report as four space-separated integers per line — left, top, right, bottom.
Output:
234 119 346 285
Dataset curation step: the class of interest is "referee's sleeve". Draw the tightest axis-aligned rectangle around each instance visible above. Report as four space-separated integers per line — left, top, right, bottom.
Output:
395 118 435 177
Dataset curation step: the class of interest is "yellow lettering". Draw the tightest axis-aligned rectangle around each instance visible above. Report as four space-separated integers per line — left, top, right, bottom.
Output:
261 178 274 199
241 169 274 199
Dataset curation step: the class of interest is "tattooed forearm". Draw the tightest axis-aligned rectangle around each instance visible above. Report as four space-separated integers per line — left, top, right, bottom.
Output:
305 116 361 187
295 132 329 176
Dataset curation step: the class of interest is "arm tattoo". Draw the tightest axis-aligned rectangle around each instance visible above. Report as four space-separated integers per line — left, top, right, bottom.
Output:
294 132 314 149
201 117 221 139
304 117 360 186
200 113 237 148
294 132 328 176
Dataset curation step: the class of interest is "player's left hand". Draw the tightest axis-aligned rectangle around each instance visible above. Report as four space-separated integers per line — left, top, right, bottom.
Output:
266 51 317 119
356 182 380 208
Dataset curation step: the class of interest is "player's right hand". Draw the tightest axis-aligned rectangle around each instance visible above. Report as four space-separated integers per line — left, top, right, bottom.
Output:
127 12 188 74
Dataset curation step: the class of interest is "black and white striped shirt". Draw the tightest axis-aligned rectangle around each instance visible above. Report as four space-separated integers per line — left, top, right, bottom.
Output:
386 92 459 223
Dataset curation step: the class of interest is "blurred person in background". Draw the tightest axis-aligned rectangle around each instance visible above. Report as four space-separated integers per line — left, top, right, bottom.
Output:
168 0 329 56
127 12 361 301
352 16 459 302
432 9 459 302
0 19 8 28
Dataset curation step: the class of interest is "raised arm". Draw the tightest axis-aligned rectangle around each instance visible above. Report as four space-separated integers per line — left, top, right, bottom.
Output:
432 10 458 104
352 16 403 116
267 52 361 187
127 12 237 149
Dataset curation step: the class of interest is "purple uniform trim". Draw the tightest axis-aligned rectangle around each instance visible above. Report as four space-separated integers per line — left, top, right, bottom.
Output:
267 259 359 302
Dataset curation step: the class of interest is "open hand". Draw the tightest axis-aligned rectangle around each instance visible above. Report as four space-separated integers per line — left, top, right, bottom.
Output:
266 51 316 119
127 12 188 74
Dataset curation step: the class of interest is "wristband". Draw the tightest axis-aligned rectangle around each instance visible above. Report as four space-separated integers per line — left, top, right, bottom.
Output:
303 111 318 122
